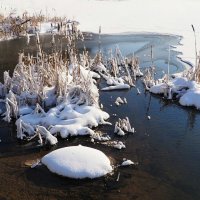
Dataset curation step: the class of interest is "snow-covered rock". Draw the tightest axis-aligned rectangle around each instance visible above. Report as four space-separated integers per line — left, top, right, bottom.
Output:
42 145 113 179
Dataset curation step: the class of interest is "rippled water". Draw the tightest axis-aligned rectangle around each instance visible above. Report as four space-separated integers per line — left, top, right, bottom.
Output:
0 34 200 200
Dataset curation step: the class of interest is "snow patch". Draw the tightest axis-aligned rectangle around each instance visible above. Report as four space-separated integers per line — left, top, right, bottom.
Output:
121 160 134 166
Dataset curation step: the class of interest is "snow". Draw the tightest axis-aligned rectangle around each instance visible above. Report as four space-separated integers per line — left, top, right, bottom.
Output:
39 22 56 34
102 84 130 91
101 140 125 149
115 97 125 106
114 117 134 136
41 145 113 179
91 131 111 142
18 106 33 116
121 159 134 166
0 43 111 144
100 72 131 91
149 83 168 94
92 63 107 73
36 125 58 145
149 76 200 109
113 141 126 150
179 88 200 109
136 88 141 95
18 103 110 140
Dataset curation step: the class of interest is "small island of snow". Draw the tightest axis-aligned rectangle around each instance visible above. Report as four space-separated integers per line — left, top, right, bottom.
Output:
41 145 113 179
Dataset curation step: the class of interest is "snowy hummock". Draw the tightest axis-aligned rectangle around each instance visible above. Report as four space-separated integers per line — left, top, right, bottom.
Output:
41 145 113 179
149 77 200 109
149 83 168 94
121 159 134 166
179 88 200 109
17 103 110 141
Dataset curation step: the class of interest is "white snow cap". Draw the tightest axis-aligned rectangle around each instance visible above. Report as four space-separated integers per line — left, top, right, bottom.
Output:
149 77 200 110
179 88 200 109
121 159 134 166
42 145 113 179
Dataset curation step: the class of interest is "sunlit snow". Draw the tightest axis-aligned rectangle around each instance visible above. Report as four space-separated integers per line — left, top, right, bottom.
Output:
41 145 113 179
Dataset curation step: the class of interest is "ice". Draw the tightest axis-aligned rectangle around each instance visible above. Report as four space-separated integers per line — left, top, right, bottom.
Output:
41 145 113 179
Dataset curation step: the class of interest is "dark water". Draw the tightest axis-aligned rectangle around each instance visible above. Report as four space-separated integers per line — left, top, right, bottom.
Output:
0 34 200 200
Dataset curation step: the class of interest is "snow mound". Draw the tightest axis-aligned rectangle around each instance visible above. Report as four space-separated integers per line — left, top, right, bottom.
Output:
121 160 134 166
41 145 113 179
149 77 200 109
149 83 167 94
179 88 200 109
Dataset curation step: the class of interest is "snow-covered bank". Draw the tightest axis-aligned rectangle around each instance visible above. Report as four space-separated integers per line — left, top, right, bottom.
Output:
42 145 113 179
0 21 119 145
0 0 199 66
0 19 147 146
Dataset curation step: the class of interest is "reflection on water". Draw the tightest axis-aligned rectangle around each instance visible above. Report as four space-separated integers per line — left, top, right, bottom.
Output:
0 34 200 200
